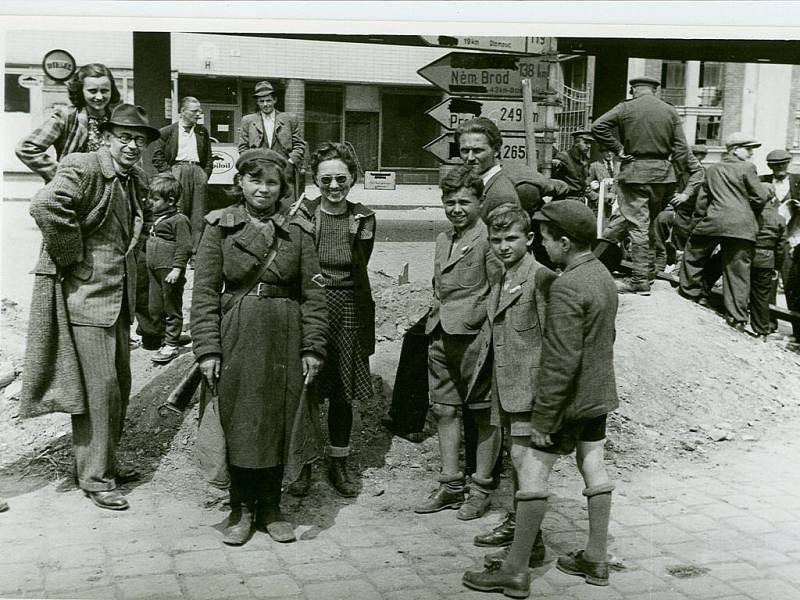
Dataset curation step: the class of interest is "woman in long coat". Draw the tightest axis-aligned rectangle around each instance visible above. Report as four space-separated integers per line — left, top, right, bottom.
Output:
290 142 376 498
191 149 327 546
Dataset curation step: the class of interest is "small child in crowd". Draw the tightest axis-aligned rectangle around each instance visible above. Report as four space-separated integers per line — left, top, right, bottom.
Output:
464 200 619 598
146 173 192 364
415 165 503 521
750 197 787 338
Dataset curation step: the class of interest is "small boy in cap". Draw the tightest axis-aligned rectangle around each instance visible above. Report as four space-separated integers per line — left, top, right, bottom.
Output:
463 200 619 596
749 193 787 338
146 173 192 363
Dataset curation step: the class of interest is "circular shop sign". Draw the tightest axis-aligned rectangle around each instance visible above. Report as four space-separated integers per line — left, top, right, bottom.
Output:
42 49 77 82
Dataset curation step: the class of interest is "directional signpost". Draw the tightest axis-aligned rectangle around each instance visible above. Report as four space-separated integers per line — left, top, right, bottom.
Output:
419 35 551 56
419 43 559 172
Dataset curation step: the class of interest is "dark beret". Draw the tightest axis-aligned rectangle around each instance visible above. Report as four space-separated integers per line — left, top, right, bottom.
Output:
235 149 288 172
533 199 596 245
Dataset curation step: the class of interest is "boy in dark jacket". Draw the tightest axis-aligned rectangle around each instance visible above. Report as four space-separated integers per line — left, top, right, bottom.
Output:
147 173 192 363
751 198 787 338
464 200 619 597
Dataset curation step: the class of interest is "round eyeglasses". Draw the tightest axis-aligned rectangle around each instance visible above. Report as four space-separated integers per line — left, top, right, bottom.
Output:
110 131 149 147
319 175 349 186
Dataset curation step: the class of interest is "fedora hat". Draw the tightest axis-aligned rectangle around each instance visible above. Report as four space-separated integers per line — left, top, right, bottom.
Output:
253 80 276 98
99 104 160 143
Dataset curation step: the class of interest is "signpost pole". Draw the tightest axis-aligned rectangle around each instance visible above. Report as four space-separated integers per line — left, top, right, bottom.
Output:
521 78 538 172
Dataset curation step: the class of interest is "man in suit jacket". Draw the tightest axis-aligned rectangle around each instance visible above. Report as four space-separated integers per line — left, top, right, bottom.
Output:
238 80 305 199
152 96 213 254
27 104 158 511
761 149 800 339
680 133 773 330
586 148 621 217
552 130 592 201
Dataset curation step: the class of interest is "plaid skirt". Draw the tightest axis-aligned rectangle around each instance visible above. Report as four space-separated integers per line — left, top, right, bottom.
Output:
319 288 373 405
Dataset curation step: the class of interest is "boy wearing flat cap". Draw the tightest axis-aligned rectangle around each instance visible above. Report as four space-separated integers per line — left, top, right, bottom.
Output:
463 200 619 596
680 133 773 331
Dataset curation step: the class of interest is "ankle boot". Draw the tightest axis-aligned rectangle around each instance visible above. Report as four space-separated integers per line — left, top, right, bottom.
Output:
222 505 254 546
328 457 357 497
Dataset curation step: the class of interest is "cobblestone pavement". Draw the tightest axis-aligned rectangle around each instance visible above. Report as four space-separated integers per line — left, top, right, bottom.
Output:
2 404 799 600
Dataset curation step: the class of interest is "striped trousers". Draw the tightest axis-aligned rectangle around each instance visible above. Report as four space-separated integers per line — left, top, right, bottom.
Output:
71 312 131 492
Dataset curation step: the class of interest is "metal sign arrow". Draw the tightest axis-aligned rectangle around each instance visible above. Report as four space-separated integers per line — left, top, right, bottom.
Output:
426 96 553 133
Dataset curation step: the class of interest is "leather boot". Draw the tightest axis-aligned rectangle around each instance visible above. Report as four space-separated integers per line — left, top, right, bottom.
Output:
483 531 547 569
222 505 254 546
328 457 358 498
474 511 516 547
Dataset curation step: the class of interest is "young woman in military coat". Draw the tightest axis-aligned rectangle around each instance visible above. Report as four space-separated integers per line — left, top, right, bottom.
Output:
191 149 328 546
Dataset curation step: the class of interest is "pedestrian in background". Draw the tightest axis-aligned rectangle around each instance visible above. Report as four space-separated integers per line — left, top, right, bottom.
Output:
191 149 327 546
592 76 694 296
239 80 305 200
749 196 787 338
145 173 192 364
552 130 592 202
152 96 214 255
415 166 503 522
16 62 120 183
679 133 773 331
292 142 376 498
586 147 620 219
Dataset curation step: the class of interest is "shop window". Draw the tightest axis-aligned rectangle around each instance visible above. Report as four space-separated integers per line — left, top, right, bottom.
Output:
698 62 724 107
5 74 30 112
381 90 440 169
179 76 238 106
660 61 686 106
695 115 722 146
305 84 343 158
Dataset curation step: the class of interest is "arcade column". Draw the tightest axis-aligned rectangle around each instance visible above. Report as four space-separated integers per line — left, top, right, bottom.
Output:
589 52 629 122
133 32 171 176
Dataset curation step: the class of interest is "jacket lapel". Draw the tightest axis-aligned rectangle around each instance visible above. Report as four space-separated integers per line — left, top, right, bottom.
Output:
494 255 536 318
486 277 501 323
442 222 482 271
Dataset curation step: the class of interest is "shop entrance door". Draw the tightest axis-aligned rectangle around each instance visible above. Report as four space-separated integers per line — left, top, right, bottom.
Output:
202 103 239 144
344 111 379 173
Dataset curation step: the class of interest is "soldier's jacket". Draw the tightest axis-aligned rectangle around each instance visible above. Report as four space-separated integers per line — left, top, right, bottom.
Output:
591 94 691 185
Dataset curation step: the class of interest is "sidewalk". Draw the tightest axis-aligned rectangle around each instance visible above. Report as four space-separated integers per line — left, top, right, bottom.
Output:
2 398 799 599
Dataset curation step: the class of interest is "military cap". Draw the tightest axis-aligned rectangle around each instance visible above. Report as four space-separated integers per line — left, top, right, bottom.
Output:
766 149 792 164
235 148 288 172
724 132 761 149
629 76 661 88
571 130 594 140
532 199 596 245
253 80 276 97
691 144 708 156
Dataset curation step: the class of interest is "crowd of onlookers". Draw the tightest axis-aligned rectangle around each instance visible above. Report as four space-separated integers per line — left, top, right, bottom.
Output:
9 61 800 599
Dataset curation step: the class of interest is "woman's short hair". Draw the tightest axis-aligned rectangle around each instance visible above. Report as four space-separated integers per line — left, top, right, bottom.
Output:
149 173 183 203
440 165 484 199
486 203 531 234
454 117 503 152
237 154 289 199
66 63 121 112
310 142 358 185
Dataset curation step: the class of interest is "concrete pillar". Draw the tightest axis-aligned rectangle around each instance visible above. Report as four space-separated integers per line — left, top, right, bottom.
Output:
721 63 746 142
590 52 629 122
786 65 800 150
685 61 701 107
284 79 305 137
133 32 171 177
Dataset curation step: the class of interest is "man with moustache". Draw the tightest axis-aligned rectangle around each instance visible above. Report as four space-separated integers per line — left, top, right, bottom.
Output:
24 104 158 511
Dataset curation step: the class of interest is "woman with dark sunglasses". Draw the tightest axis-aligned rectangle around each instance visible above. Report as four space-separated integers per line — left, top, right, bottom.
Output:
291 142 377 497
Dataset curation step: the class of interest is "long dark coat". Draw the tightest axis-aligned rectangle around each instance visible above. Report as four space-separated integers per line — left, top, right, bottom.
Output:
191 203 327 475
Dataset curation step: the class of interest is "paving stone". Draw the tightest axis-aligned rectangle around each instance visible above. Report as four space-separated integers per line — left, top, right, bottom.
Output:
44 566 111 594
703 561 763 581
670 512 720 532
303 578 381 600
246 573 302 598
768 562 800 582
731 578 800 600
167 532 224 553
612 505 659 527
561 581 624 599
348 546 410 569
645 501 689 517
118 574 182 599
629 592 691 600
172 548 230 575
0 562 45 595
328 525 392 548
759 531 800 552
366 566 427 591
181 573 251 600
0 540 49 566
421 571 474 596
48 585 120 599
110 552 174 578
635 522 695 545
384 588 444 600
671 575 740 598
607 568 671 593
729 546 793 567
288 559 360 581
272 538 344 564
724 514 776 535
46 543 107 570
693 502 744 519
660 540 738 564
106 536 166 556
413 554 477 575
227 548 283 575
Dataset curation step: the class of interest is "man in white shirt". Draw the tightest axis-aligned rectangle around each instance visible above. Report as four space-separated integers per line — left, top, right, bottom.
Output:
152 96 214 254
238 80 305 200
